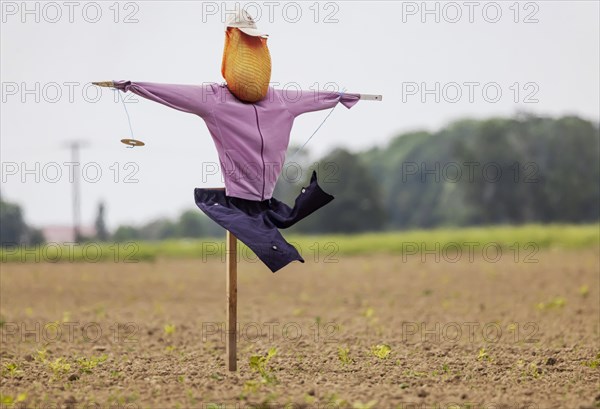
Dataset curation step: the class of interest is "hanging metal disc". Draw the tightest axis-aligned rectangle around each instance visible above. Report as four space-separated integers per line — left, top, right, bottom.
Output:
121 138 145 147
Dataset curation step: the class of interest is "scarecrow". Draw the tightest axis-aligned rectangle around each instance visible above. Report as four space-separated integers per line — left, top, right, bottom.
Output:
94 10 381 273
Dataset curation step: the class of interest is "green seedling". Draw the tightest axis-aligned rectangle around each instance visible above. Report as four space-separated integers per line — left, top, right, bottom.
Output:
164 324 176 335
517 359 541 379
338 347 352 365
352 400 378 409
370 344 391 359
36 349 48 362
249 347 278 385
94 305 107 318
536 296 566 311
582 353 600 369
0 393 26 405
2 362 22 377
44 321 60 339
579 285 590 297
77 354 107 373
242 380 261 394
185 389 197 405
304 394 316 405
47 358 71 379
326 393 349 407
526 362 542 378
477 347 491 361
403 369 429 378
363 307 379 326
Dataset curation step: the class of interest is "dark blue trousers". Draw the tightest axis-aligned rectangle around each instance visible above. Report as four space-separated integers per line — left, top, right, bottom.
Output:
194 171 334 272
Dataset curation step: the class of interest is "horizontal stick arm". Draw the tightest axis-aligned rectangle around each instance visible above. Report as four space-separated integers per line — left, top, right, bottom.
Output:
92 81 115 88
355 93 383 101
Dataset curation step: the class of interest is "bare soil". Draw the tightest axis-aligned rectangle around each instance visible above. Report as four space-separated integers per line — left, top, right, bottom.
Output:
1 249 599 408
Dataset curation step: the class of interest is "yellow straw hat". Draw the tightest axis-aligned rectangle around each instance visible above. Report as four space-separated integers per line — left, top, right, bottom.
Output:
222 11 271 103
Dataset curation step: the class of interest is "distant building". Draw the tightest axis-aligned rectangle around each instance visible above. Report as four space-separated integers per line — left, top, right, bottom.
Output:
41 226 97 243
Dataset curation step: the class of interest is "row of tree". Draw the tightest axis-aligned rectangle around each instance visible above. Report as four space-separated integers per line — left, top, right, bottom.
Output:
275 114 599 232
0 194 44 246
113 210 223 241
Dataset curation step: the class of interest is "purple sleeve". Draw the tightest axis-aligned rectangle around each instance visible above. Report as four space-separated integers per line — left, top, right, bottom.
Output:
113 80 217 117
282 89 361 117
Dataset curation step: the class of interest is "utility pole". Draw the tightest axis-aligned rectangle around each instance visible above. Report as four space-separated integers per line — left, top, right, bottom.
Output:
64 140 89 242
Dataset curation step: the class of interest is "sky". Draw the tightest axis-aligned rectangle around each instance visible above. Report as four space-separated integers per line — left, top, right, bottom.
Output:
1 0 599 230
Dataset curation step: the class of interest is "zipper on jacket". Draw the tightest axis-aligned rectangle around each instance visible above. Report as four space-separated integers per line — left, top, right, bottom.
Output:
253 105 266 200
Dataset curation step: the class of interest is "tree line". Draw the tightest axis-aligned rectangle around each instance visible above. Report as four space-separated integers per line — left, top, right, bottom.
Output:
288 114 599 232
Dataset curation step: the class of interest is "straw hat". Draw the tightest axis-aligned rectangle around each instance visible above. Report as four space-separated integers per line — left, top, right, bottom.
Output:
222 10 271 102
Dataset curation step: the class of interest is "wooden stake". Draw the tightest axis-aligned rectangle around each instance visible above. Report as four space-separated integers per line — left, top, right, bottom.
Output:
226 230 238 371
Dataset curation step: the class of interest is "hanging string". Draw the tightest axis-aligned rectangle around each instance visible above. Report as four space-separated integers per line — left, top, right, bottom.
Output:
114 88 136 146
288 87 346 160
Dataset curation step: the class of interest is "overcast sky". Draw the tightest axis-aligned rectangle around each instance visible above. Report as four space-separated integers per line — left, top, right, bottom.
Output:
1 1 599 230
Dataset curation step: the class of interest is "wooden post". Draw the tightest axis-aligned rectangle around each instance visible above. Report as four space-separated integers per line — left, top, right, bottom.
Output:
226 230 238 371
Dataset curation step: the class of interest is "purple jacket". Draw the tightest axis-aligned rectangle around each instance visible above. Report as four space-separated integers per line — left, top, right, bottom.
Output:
114 80 360 201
